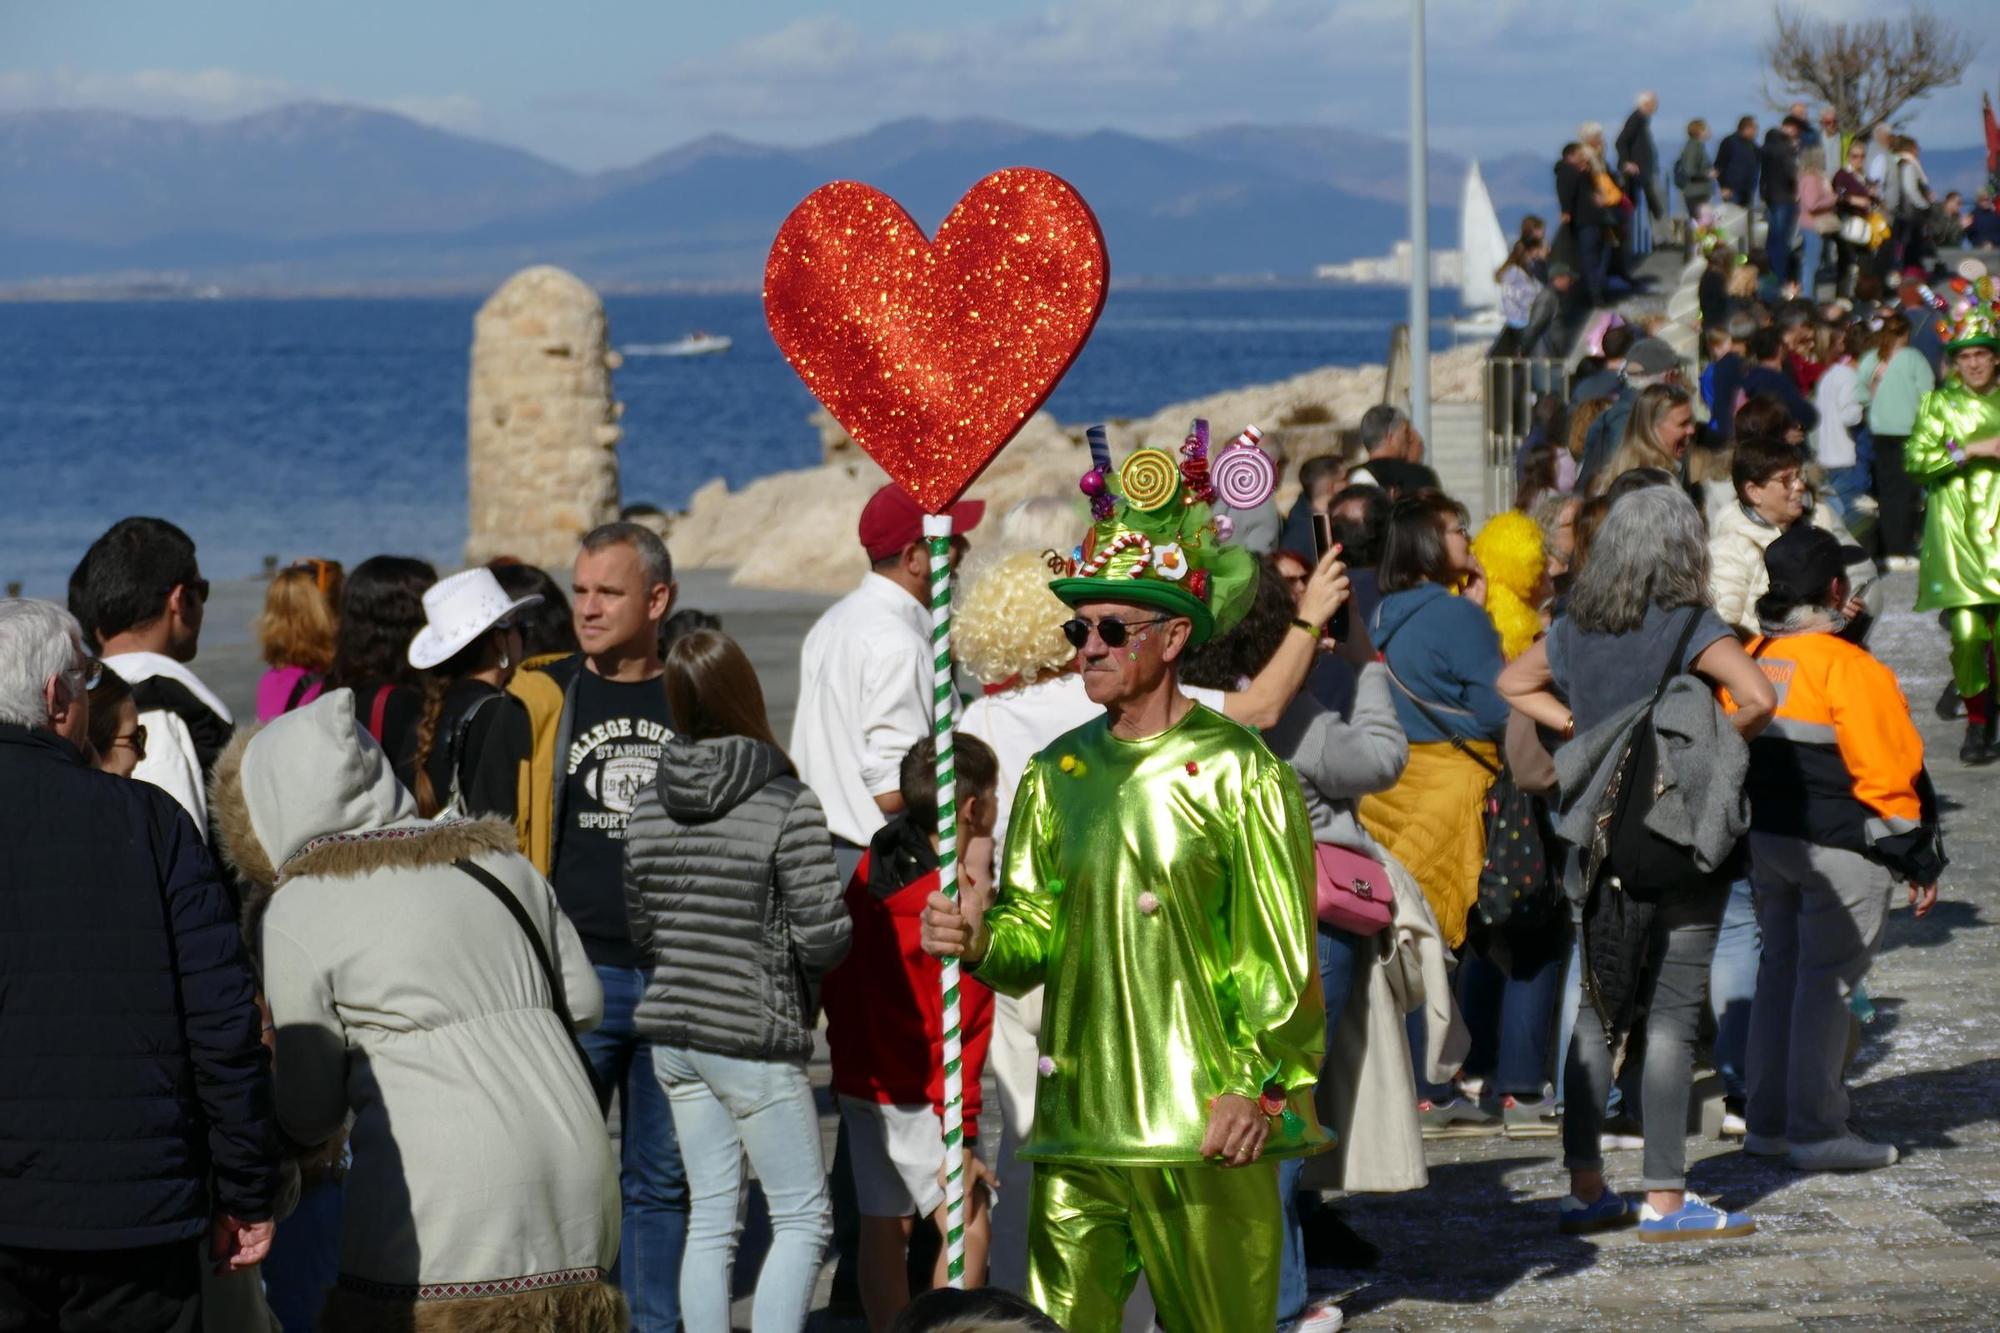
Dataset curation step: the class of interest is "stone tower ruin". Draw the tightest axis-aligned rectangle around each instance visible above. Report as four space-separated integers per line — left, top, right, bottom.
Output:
465 265 623 568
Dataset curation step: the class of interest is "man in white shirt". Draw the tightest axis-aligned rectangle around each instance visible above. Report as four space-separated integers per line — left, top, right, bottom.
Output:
1864 123 1893 193
70 517 229 833
793 484 984 886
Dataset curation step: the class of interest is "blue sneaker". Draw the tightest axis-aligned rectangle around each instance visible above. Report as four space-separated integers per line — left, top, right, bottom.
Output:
1637 1193 1756 1243
1557 1190 1634 1235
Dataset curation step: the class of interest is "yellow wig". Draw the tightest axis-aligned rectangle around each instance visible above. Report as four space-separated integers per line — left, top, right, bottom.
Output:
1472 510 1547 661
954 550 1077 687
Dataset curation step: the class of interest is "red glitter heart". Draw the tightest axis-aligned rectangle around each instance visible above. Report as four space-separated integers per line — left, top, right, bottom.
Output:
764 169 1109 513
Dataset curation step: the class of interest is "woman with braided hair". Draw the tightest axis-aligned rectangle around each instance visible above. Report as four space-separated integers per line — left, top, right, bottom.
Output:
406 567 540 825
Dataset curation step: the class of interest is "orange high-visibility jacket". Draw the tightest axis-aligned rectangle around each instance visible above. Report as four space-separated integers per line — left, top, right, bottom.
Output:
1734 628 1943 883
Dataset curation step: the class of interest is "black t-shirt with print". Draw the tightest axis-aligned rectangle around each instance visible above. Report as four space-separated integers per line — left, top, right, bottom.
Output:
553 668 672 967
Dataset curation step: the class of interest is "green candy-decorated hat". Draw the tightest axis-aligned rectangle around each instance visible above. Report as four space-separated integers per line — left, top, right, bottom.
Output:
1047 420 1266 646
1937 263 1999 355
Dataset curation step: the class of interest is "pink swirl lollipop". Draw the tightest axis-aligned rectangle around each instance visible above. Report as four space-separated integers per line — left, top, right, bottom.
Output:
1213 427 1276 510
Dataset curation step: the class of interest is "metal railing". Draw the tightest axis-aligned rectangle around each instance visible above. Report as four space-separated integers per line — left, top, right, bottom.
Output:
1482 357 1567 515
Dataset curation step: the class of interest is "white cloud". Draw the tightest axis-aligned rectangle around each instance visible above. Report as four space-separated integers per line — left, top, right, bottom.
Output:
0 64 487 137
645 0 1992 155
0 65 299 116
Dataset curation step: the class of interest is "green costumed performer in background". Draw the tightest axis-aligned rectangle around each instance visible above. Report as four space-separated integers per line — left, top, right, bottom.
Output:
921 430 1341 1332
1906 269 2000 763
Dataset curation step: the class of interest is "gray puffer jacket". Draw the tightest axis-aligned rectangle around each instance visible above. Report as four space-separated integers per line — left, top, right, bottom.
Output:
624 735 852 1061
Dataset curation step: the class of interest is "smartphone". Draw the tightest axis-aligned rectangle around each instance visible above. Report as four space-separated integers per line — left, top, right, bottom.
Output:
1310 513 1350 642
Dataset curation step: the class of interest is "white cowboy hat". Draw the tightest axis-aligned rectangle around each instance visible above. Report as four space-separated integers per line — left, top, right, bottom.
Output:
407 568 542 671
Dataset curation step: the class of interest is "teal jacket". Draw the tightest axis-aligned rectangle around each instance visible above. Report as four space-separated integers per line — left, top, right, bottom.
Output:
1857 347 1937 436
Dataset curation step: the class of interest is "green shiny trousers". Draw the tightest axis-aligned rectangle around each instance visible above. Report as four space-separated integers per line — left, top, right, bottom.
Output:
1944 605 2000 698
1026 1160 1281 1333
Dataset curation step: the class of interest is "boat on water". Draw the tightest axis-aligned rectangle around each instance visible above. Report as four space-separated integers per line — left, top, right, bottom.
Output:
624 331 733 357
1453 161 1509 341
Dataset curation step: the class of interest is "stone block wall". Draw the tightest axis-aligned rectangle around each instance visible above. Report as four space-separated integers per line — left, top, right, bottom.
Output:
465 265 623 568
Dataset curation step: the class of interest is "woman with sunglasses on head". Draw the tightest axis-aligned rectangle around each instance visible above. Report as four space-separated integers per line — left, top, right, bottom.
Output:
406 568 541 825
254 558 344 723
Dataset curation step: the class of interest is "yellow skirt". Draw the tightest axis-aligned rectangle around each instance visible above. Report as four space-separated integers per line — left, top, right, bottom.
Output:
1358 739 1500 949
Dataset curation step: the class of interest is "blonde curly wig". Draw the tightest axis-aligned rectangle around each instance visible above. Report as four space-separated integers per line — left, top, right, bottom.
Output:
954 549 1077 687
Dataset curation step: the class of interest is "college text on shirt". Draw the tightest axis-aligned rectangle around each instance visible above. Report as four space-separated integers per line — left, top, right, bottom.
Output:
566 717 672 834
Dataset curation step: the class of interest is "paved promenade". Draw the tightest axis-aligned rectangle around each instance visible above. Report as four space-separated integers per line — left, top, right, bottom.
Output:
198 568 1998 1329
1331 585 2000 1331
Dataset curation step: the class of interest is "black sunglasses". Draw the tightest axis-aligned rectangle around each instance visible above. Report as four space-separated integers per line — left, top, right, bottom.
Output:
1061 614 1170 649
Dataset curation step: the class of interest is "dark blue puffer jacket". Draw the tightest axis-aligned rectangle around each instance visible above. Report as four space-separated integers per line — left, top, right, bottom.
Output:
0 724 277 1249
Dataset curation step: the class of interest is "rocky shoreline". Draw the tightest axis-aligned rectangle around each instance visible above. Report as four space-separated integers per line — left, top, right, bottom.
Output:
668 344 1487 592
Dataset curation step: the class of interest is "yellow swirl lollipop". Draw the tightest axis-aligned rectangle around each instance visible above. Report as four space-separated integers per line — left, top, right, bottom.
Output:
1118 447 1181 512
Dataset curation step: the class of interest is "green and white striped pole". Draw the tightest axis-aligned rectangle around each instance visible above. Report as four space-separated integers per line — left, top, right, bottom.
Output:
921 510 968 1288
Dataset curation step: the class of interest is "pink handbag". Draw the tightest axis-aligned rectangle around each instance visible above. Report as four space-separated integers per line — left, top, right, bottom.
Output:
1314 843 1394 936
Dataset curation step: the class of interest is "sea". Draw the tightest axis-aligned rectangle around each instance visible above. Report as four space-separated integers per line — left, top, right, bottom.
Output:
0 286 1463 597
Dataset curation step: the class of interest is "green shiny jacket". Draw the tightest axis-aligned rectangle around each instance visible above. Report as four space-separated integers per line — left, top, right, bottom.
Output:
974 704 1332 1166
1907 380 2000 611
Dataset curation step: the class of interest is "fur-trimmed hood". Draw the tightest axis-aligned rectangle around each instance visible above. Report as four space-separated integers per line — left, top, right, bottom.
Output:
211 689 516 902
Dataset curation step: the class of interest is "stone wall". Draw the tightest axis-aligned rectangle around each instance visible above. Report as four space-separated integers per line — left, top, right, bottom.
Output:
669 344 1489 592
465 266 623 568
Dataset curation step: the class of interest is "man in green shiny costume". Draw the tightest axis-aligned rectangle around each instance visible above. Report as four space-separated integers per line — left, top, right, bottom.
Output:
1906 297 2000 762
923 446 1340 1332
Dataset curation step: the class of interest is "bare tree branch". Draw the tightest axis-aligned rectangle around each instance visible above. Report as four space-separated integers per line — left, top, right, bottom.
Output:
1764 2 1980 141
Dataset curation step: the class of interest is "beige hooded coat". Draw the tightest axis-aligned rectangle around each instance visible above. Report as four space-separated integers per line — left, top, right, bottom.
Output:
212 691 624 1331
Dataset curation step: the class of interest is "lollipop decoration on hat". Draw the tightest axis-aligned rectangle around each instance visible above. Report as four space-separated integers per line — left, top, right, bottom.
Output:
1214 424 1279 511
764 167 1108 1291
1056 423 1259 646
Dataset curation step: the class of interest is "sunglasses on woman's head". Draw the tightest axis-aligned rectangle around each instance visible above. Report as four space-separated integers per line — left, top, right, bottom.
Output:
1061 614 1170 649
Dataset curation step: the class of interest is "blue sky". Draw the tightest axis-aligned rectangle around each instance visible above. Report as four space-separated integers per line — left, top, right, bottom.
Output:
5 0 1992 171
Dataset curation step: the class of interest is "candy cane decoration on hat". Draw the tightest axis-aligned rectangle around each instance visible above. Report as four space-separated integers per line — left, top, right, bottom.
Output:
922 511 970 1288
1076 531 1154 578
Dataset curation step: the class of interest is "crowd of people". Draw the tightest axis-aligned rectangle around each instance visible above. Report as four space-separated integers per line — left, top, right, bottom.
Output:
2 89 1995 1333
1490 90 2000 370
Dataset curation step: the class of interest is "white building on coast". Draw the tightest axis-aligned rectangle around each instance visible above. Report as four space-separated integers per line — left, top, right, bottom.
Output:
1314 241 1464 287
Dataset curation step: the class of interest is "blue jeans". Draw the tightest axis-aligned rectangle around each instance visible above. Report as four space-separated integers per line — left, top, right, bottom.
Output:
654 1046 831 1333
262 1173 344 1331
1458 932 1567 1097
1578 224 1611 303
1277 926 1366 1324
1825 425 1875 520
1766 202 1800 286
582 964 690 1333
1801 227 1825 296
1631 197 1655 258
1709 878 1762 1103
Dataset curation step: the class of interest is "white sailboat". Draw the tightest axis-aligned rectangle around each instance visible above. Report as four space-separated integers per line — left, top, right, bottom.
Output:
1454 160 1509 340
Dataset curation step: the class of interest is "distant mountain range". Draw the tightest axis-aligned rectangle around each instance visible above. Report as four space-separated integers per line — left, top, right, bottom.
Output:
0 103 1987 294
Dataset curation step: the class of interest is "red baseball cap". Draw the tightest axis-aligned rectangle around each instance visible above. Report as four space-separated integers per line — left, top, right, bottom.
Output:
858 484 985 561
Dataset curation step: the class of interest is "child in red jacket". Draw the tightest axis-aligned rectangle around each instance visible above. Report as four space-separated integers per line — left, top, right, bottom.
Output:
822 733 1000 1330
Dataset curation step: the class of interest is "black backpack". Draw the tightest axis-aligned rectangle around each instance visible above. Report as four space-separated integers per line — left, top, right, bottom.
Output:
1602 609 1711 901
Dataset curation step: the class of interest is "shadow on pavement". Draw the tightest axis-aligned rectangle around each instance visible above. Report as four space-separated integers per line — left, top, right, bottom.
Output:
1879 898 1988 954
1335 1155 1599 1317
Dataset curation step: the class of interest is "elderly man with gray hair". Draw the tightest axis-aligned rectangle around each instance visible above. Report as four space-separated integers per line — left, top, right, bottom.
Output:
0 598 278 1324
1348 404 1439 497
1618 91 1665 258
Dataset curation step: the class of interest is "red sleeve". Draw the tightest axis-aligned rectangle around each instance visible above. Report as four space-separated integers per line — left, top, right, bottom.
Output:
1985 103 1999 171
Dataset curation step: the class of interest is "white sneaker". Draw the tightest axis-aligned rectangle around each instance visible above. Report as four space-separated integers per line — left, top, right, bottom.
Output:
1886 554 1920 572
1720 1109 1747 1139
1742 1131 1789 1156
1788 1133 1899 1171
1286 1300 1345 1333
